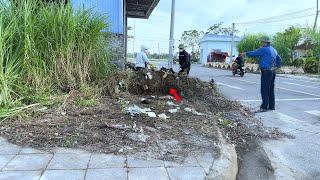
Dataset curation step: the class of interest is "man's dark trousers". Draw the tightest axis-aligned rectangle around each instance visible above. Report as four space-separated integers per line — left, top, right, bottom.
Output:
260 69 276 110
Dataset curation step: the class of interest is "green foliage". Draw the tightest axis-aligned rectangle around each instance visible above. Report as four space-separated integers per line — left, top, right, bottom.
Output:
75 85 100 107
206 22 239 36
237 34 265 64
180 29 203 52
304 57 319 73
273 26 302 65
0 0 114 119
288 58 305 67
237 34 264 53
190 51 200 62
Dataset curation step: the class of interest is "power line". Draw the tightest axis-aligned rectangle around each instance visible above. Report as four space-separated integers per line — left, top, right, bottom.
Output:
237 7 316 25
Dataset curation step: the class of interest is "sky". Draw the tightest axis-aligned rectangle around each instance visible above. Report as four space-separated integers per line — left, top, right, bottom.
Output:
127 0 317 53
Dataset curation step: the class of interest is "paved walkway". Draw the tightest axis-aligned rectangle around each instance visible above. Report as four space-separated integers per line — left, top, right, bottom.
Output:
0 137 216 180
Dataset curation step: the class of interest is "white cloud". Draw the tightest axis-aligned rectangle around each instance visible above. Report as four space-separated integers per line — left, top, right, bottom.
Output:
128 0 317 53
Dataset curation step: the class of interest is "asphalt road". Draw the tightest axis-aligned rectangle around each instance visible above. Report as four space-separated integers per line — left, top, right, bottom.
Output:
157 62 320 179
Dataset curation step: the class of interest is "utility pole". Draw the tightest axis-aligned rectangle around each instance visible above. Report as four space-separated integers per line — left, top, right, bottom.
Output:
133 19 136 54
230 23 235 63
158 42 160 60
168 0 176 69
314 0 319 30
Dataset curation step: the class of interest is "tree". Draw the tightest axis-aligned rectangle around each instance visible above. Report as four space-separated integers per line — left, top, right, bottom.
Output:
273 26 302 65
206 22 239 36
180 30 203 52
180 30 203 62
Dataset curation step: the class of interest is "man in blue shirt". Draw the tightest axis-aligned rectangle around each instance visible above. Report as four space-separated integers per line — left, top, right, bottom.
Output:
242 36 282 112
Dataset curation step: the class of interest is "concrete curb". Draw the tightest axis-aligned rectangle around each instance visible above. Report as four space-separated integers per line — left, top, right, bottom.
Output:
206 131 238 180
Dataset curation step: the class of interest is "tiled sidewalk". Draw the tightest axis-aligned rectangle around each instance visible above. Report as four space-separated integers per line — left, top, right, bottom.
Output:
0 137 214 180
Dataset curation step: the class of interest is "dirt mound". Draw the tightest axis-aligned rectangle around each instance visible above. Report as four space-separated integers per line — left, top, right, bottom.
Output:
104 68 217 99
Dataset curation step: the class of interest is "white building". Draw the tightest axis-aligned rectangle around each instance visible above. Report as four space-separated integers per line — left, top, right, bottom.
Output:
199 34 241 64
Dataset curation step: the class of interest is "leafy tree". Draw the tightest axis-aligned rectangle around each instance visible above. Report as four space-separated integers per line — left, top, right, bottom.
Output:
180 30 203 52
273 26 302 65
180 30 203 61
206 22 239 36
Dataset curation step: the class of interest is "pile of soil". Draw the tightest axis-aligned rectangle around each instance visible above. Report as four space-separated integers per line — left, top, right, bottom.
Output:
0 68 284 162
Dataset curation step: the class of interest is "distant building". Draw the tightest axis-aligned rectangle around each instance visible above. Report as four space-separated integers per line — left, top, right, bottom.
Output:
199 34 241 64
294 39 313 59
71 0 160 67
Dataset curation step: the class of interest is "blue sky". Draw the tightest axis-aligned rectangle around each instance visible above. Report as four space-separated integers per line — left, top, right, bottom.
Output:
127 0 316 53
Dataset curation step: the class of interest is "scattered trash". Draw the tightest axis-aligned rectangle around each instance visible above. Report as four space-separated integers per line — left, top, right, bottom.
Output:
168 109 178 114
128 133 150 143
167 101 179 107
146 72 153 79
118 146 133 153
158 113 170 120
105 124 131 130
184 107 205 116
141 98 152 104
184 107 192 112
125 105 152 116
147 112 157 118
159 95 174 100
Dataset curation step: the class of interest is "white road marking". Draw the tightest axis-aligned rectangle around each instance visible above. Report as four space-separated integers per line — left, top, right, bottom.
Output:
276 112 304 125
283 82 320 89
216 82 244 90
305 111 320 117
225 77 320 97
241 98 320 102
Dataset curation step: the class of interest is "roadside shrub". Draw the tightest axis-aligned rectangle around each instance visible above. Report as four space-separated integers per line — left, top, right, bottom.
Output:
289 58 305 67
0 0 114 119
304 57 319 73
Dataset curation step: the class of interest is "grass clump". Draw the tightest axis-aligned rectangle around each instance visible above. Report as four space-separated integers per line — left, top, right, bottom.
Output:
0 0 115 120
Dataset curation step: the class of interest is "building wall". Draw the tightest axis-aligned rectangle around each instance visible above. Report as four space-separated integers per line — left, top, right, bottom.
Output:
71 0 124 34
200 41 239 64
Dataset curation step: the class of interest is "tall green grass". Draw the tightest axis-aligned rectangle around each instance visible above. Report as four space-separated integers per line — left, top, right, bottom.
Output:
0 0 114 118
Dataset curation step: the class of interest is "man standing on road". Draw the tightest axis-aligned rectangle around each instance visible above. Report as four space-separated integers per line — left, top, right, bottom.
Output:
178 44 191 75
242 36 282 112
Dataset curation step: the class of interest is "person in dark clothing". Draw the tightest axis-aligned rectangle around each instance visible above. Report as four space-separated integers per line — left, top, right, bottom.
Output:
235 54 244 72
178 44 191 75
242 36 282 113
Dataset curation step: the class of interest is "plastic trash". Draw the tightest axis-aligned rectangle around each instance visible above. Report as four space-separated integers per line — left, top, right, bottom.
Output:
158 113 170 120
147 112 157 118
168 109 178 113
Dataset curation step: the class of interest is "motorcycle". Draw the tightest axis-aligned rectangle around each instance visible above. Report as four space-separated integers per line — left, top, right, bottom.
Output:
231 61 245 77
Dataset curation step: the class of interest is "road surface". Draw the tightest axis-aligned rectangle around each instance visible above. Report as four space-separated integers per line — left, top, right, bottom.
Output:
158 62 320 179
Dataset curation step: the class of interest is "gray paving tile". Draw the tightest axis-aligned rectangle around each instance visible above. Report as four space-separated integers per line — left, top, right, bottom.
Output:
128 167 169 180
40 170 85 180
3 154 52 171
195 152 214 172
88 154 126 169
127 156 164 168
86 168 127 180
0 141 21 155
20 147 47 154
0 155 14 169
167 167 206 180
0 170 41 180
47 153 91 170
164 156 200 167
